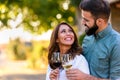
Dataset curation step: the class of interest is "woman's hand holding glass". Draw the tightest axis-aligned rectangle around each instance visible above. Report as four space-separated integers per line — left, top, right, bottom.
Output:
50 53 73 80
50 52 62 80
49 68 59 80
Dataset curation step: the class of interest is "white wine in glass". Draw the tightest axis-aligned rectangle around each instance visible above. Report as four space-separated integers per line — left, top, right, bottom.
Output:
62 54 73 70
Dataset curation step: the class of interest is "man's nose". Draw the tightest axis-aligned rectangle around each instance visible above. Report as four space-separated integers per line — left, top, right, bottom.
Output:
81 19 86 25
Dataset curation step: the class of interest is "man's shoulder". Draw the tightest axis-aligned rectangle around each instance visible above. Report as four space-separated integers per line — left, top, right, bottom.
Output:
109 29 120 45
82 35 94 46
112 29 120 35
111 29 120 40
83 35 94 41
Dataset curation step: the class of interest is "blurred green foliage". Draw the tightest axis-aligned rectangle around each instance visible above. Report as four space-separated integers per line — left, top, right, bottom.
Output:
71 0 81 7
0 0 81 34
6 38 27 60
27 40 49 69
6 38 49 70
78 33 86 45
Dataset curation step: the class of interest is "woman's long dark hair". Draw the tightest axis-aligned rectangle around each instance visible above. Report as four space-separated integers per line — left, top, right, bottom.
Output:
48 22 82 69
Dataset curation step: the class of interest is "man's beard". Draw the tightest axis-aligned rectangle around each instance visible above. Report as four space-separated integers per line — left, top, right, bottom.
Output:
85 22 98 36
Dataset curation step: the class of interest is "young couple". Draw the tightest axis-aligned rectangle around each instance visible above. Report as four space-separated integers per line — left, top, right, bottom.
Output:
46 0 120 80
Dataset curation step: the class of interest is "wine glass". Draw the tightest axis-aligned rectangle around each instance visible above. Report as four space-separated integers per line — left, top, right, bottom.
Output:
51 52 62 69
62 54 73 70
51 52 62 80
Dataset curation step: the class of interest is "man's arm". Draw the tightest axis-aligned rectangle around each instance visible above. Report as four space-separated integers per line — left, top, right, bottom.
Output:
109 39 120 79
66 69 110 80
83 73 110 80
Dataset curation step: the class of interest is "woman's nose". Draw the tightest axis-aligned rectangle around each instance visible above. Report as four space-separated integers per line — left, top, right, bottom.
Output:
66 31 72 35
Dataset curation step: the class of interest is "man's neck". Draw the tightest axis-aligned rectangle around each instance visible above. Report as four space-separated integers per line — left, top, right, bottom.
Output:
96 23 108 34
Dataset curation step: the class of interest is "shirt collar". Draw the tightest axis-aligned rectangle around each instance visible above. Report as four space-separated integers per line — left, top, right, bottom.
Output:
95 23 112 39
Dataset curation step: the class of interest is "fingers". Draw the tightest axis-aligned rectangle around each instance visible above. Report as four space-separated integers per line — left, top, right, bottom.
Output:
49 69 59 80
66 69 87 80
66 69 80 80
66 68 77 74
66 69 76 78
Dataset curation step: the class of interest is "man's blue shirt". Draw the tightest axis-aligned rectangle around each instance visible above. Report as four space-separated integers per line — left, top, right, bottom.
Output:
82 24 120 79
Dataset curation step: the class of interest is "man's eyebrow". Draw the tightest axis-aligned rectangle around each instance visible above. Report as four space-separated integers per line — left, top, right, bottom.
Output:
83 17 89 22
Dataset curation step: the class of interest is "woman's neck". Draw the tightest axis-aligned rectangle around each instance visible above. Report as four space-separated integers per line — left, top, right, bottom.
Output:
59 45 71 54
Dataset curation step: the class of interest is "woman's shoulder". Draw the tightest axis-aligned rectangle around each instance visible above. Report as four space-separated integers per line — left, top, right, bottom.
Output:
75 54 86 61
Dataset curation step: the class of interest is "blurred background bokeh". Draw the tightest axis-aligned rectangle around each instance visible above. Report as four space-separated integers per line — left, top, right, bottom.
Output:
0 0 120 80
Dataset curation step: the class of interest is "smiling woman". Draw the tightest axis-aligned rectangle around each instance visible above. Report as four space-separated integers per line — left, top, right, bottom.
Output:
46 22 89 80
56 23 75 47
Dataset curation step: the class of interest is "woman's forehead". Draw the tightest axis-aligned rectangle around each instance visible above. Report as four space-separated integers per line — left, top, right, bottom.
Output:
59 24 70 30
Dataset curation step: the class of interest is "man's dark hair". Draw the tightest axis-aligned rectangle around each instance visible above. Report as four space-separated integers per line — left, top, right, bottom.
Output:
79 0 111 21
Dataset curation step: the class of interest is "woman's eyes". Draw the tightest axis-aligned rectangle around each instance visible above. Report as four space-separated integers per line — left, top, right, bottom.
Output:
61 29 73 33
69 29 73 32
61 30 66 33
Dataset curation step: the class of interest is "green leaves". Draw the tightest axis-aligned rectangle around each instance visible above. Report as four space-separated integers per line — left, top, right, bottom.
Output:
0 0 78 34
